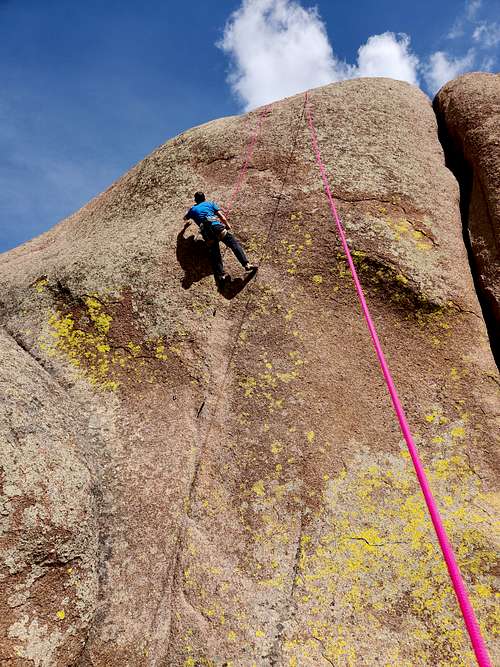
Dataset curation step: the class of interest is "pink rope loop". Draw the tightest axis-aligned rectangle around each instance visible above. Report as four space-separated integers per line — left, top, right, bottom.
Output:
304 90 491 667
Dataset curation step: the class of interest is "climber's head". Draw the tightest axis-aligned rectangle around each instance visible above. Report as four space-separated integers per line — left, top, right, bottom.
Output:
194 191 205 204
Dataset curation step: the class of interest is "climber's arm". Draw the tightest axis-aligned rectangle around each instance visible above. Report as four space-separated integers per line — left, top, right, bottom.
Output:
216 209 231 229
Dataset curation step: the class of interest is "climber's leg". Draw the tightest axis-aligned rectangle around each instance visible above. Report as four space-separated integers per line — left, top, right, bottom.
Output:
222 232 255 270
207 241 227 281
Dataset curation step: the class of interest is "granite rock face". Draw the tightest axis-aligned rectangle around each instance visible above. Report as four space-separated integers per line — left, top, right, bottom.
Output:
0 78 498 666
434 72 500 361
0 329 99 666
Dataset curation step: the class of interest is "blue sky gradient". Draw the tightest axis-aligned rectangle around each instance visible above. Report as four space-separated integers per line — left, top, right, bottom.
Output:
0 0 498 252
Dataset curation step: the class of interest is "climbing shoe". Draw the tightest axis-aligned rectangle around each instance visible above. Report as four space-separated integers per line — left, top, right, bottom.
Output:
244 263 258 272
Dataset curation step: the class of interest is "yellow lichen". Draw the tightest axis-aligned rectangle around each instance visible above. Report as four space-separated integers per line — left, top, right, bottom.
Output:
37 293 169 391
239 376 257 397
283 450 496 665
84 296 112 334
252 480 265 497
155 342 168 361
127 341 141 356
271 441 283 454
33 277 48 293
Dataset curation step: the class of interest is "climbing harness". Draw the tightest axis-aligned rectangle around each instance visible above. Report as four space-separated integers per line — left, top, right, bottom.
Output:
304 90 491 667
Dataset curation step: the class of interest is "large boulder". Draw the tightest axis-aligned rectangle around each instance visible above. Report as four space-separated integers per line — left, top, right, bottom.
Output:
434 72 500 362
0 77 498 665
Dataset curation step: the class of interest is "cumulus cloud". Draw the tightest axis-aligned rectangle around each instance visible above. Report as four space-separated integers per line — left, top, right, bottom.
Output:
217 0 345 110
423 50 475 94
218 0 420 110
355 33 419 85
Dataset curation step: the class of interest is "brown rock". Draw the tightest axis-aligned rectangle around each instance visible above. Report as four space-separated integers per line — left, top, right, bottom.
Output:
0 78 498 665
434 72 500 361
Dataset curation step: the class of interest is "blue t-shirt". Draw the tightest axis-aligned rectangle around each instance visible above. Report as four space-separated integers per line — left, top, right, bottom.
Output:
185 201 221 227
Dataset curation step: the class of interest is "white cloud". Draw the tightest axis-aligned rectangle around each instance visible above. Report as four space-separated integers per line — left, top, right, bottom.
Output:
447 0 482 39
355 33 419 85
480 55 496 70
217 0 347 110
446 0 500 52
467 0 482 20
473 21 500 48
218 0 420 110
447 22 465 40
423 50 475 94
448 18 465 39
437 0 497 91
218 0 492 109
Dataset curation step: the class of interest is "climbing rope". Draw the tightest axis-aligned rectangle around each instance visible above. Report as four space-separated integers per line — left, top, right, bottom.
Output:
184 101 275 510
185 96 306 512
222 103 272 218
304 90 491 667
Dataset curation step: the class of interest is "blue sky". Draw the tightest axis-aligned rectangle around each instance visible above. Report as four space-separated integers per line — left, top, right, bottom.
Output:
0 0 498 252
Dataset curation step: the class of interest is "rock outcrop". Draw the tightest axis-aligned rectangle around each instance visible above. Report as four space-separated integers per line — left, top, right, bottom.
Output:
0 77 498 666
434 72 500 363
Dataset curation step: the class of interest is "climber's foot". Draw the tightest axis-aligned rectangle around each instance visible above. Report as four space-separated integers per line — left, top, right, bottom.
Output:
244 263 258 273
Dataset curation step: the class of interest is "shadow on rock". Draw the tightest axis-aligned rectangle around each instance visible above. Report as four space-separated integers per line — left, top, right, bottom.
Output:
176 223 257 298
176 224 213 289
217 270 257 300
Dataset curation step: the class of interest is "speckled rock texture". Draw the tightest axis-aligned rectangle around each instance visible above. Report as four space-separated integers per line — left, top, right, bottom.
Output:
0 78 498 666
0 329 99 665
434 72 500 360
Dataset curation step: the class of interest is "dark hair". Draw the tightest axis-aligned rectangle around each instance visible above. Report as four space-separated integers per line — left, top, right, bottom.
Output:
194 191 205 203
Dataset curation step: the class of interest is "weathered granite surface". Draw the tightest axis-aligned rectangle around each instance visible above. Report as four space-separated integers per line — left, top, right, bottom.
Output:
1 77 498 666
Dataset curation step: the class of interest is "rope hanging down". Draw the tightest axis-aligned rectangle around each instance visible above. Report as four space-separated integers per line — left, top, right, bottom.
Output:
184 102 274 511
222 104 272 218
304 90 491 667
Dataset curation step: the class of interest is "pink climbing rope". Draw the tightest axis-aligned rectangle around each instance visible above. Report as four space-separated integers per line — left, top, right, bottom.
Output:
304 91 491 667
222 104 272 218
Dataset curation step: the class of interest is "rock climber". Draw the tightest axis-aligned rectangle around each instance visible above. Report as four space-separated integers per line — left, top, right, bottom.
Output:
183 192 257 283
